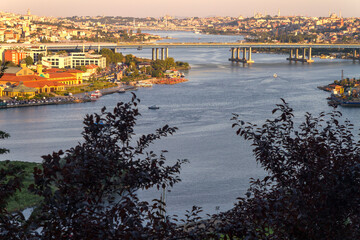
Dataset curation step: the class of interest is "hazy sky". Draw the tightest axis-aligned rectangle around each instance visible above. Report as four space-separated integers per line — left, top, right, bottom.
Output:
2 0 359 18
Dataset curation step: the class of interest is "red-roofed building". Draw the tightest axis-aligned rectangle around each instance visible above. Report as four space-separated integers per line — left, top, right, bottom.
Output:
0 63 83 97
83 64 99 79
22 80 65 93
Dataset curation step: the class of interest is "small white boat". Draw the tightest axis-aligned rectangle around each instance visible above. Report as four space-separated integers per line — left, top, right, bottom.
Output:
148 105 160 110
136 82 153 87
91 90 102 98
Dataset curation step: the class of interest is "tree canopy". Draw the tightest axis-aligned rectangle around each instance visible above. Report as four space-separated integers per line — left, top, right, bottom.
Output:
207 100 360 239
24 56 33 66
100 48 124 66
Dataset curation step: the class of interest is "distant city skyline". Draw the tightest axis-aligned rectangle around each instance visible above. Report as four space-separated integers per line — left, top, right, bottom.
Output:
2 0 358 18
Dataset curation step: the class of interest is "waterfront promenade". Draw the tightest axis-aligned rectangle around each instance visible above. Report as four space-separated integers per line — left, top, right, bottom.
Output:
0 86 124 109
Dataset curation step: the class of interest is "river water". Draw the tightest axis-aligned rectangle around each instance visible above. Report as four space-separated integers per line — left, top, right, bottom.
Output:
1 31 360 218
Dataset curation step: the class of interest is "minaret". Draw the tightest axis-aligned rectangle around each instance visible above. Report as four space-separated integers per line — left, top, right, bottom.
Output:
27 8 31 16
278 9 280 17
339 10 342 18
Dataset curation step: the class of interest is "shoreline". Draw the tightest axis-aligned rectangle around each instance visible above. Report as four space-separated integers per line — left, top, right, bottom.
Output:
0 78 188 109
0 86 124 110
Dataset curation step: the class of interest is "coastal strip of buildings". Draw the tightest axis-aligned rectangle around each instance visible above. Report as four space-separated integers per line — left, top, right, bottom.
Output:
0 44 107 98
0 63 83 98
1 45 106 69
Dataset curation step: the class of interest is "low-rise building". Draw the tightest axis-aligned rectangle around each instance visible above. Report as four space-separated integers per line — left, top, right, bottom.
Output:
42 52 106 69
70 52 106 68
0 63 82 97
42 55 72 68
3 82 37 98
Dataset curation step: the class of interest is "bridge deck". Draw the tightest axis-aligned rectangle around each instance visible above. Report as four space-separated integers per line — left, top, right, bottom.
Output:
3 42 360 50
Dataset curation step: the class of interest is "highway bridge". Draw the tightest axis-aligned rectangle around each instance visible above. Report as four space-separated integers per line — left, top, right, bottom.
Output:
4 42 360 64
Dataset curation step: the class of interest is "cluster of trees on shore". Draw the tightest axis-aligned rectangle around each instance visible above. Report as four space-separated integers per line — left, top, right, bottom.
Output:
246 31 318 43
2 60 360 238
99 48 189 80
71 29 156 43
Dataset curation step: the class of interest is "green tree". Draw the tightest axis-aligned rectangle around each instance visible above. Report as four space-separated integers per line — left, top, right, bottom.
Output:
100 48 124 66
24 56 34 66
152 69 163 78
164 57 176 70
129 62 136 70
100 48 116 66
75 65 87 72
151 59 166 72
37 54 44 63
56 50 67 55
124 54 135 66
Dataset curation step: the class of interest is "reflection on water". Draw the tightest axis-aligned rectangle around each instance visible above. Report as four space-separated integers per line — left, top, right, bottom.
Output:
1 31 360 217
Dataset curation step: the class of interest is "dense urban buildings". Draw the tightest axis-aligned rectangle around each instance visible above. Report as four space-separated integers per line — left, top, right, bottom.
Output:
0 10 359 46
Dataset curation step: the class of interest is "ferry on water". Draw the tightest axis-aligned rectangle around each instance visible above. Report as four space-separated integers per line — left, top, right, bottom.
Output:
90 90 102 100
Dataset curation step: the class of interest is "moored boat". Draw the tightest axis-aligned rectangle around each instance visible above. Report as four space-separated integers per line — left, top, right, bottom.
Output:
148 105 160 110
137 82 153 87
91 90 102 98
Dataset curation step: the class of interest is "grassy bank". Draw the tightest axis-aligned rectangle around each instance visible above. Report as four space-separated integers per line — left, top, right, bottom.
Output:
0 161 42 212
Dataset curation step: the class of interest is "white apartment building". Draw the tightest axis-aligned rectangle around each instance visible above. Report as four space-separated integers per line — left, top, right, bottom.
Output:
71 52 106 68
42 55 72 68
42 52 106 69
26 45 47 63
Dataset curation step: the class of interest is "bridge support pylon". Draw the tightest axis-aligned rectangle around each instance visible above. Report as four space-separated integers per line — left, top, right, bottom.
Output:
287 48 313 63
307 47 314 63
229 47 254 64
353 49 359 61
161 48 165 60
156 48 159 60
152 48 156 61
229 48 236 61
247 47 254 64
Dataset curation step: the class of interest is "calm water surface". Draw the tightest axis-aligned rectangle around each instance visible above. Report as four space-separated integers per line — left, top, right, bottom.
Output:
2 31 360 217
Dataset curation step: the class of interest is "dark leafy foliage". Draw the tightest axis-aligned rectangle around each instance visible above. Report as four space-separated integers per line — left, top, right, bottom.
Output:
206 99 360 240
0 89 33 239
0 94 203 239
26 94 190 239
